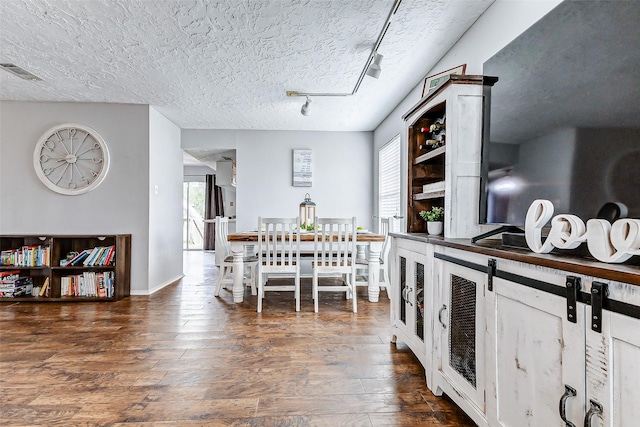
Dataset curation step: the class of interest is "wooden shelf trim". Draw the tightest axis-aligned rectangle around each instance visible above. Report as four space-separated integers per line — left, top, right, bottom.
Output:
414 190 445 200
414 146 445 164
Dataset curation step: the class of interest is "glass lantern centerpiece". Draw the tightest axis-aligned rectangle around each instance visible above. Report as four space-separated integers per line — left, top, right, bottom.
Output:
299 193 316 231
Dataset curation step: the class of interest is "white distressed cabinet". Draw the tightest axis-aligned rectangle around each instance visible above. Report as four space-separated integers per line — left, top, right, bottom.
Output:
390 238 640 427
486 261 640 427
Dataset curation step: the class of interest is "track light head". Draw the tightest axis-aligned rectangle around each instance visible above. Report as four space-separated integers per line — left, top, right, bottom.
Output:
366 53 383 79
301 96 311 116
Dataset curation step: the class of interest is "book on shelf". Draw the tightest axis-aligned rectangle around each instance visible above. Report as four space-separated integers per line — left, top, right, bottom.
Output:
67 249 88 266
96 247 109 266
39 277 49 297
97 274 106 297
69 249 91 266
83 247 103 266
101 246 115 265
104 246 115 266
0 270 21 282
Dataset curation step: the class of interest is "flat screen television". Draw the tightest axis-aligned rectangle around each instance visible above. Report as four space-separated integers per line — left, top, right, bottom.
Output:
480 1 640 231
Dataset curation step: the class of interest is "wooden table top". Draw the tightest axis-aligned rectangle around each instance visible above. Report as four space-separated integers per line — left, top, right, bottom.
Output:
228 231 385 242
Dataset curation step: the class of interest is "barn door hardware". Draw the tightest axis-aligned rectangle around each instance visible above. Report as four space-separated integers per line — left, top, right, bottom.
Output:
590 282 607 333
565 276 580 324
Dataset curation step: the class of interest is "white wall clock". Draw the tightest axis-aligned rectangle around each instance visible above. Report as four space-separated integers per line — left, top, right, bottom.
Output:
33 123 110 195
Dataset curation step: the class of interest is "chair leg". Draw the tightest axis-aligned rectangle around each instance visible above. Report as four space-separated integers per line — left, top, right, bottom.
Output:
313 271 319 313
350 274 357 313
343 273 352 300
214 266 225 296
295 270 300 312
382 267 391 299
249 264 257 295
257 271 264 313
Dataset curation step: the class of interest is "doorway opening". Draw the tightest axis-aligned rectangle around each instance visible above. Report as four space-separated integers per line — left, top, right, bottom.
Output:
183 180 205 250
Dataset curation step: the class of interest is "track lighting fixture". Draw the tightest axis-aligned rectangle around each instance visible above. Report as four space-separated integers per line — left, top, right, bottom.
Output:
300 96 311 116
285 0 401 110
366 53 383 79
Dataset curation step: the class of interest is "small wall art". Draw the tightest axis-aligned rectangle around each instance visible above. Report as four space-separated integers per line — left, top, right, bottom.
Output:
293 149 312 187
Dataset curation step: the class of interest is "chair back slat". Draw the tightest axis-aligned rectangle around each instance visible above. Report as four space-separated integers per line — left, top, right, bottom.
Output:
314 217 356 270
380 217 399 261
259 217 300 271
312 216 358 313
214 216 231 266
257 217 301 312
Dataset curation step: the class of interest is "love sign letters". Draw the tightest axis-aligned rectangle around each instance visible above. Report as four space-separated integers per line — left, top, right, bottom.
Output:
525 199 640 263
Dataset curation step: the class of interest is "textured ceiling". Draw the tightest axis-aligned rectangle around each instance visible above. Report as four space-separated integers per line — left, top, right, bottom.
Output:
0 0 493 133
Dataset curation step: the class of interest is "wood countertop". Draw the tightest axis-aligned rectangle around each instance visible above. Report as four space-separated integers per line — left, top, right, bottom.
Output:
390 232 640 286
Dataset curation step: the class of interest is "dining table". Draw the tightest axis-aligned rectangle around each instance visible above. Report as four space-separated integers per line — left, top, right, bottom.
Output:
227 230 386 304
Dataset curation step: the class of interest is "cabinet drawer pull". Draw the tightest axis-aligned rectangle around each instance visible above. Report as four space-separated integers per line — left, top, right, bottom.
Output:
584 399 603 427
558 384 577 427
438 304 447 327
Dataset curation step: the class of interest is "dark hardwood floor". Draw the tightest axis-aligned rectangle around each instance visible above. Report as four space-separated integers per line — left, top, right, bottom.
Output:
0 251 475 426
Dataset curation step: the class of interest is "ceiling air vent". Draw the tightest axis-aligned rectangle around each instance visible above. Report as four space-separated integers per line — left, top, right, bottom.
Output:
0 63 42 81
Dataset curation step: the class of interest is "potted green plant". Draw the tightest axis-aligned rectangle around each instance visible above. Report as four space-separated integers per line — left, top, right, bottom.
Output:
419 206 444 235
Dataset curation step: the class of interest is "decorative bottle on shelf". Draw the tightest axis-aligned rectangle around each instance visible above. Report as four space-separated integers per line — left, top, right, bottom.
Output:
418 115 446 150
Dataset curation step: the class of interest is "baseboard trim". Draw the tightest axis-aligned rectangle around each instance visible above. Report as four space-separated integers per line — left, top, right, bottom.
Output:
130 274 184 296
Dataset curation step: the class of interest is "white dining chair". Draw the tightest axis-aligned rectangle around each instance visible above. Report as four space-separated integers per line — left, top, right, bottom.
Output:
214 216 258 297
257 217 301 312
312 217 357 313
354 216 399 298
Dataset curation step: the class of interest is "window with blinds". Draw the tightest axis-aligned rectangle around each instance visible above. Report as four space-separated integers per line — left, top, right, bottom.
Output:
379 135 401 219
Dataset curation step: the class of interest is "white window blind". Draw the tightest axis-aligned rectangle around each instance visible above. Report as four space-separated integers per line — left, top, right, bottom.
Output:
379 135 401 219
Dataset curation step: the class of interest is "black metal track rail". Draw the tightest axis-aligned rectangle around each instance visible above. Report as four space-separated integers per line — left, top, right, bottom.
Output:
435 253 640 321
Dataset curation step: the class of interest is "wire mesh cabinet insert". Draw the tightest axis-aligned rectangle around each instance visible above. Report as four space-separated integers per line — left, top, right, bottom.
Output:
433 248 488 426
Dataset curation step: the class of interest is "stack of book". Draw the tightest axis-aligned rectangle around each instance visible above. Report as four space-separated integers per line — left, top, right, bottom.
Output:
64 245 115 267
0 275 34 298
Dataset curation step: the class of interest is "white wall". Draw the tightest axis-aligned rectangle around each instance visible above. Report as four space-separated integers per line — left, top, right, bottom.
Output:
372 0 562 223
0 101 151 293
148 107 183 294
182 129 373 231
184 165 215 177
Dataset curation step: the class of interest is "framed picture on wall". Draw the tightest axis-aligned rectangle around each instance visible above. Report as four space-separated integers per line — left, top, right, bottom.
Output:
422 64 466 97
292 149 312 187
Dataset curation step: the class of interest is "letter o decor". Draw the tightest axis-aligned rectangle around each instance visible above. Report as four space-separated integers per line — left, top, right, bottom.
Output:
524 199 640 263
